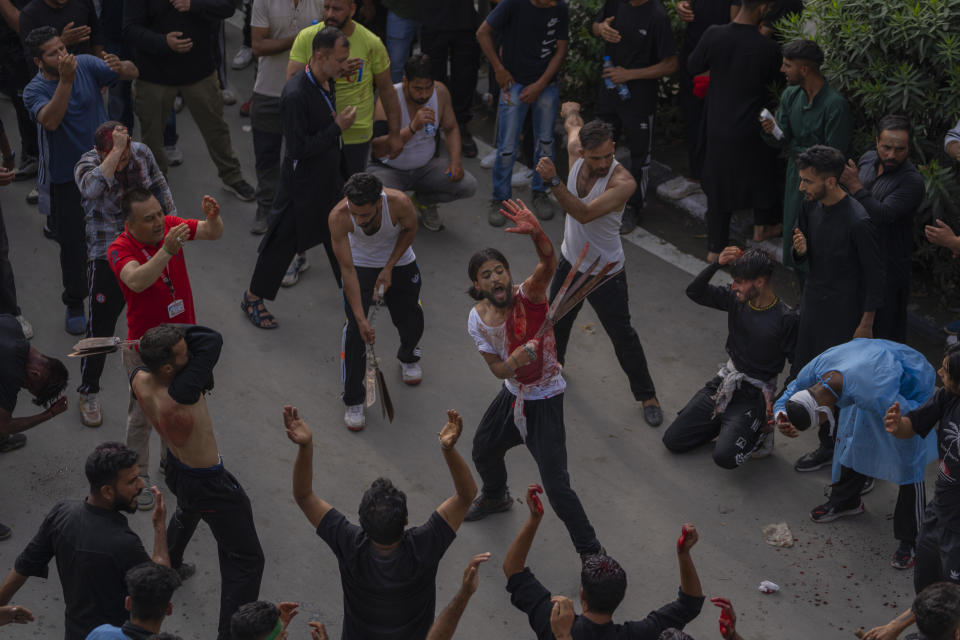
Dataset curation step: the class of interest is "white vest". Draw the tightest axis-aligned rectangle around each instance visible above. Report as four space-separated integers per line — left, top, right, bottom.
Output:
348 192 416 268
381 82 438 171
560 158 625 274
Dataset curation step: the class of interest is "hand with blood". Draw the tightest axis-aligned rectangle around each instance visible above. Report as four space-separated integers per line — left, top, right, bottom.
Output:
526 483 544 517
710 597 737 639
677 523 698 554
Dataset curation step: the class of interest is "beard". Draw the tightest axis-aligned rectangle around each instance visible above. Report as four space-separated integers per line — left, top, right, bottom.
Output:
113 492 139 514
324 16 343 28
482 281 514 308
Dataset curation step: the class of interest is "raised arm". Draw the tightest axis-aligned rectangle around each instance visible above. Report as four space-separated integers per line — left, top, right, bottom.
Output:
686 247 739 310
435 410 478 532
194 195 224 240
503 485 544 578
676 524 703 598
284 405 334 528
426 553 491 640
538 157 635 225
36 56 76 132
167 326 222 405
502 199 556 303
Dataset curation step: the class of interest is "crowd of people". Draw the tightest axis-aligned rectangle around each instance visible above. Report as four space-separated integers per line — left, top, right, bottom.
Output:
2 0 960 638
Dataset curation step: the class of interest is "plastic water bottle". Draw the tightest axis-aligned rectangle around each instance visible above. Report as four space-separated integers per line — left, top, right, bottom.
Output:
602 56 631 101
424 122 436 136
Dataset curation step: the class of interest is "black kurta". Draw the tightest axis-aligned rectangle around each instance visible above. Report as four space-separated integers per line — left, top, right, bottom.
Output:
687 23 781 212
791 195 885 373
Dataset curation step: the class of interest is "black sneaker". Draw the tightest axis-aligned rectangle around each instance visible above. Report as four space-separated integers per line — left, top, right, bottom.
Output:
226 179 256 202
861 477 875 495
175 562 196 581
0 522 11 540
810 500 864 523
464 493 513 522
531 191 557 221
794 445 833 472
461 125 478 159
891 544 915 570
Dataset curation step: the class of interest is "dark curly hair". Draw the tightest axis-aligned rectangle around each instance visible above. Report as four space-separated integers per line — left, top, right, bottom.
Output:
581 554 627 615
467 248 510 300
359 477 408 545
230 601 280 640
85 442 140 494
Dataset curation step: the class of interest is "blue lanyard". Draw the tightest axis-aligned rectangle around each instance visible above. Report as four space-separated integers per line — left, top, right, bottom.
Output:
304 65 336 113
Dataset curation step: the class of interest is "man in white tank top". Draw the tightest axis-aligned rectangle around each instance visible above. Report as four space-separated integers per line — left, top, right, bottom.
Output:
368 53 477 232
329 173 423 431
535 103 664 427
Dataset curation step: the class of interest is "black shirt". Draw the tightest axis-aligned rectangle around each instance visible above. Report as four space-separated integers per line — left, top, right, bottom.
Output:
420 0 477 31
485 0 569 86
14 500 151 640
0 313 29 413
907 387 960 531
507 568 705 639
19 0 102 58
317 508 456 640
593 0 676 110
122 0 235 86
686 261 797 380
682 0 733 55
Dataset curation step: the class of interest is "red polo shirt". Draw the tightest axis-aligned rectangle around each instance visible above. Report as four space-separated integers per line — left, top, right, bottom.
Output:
108 216 199 340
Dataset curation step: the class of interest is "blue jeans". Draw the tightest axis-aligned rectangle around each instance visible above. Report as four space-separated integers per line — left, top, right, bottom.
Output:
492 82 558 201
386 10 419 83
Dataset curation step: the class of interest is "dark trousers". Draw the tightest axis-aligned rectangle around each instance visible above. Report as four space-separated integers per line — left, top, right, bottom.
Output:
595 98 652 209
420 28 479 126
0 203 20 316
343 142 371 179
472 386 600 555
79 260 126 394
250 93 282 220
706 204 780 254
830 465 925 545
662 377 765 469
164 452 264 640
104 38 135 130
51 181 87 309
874 283 909 343
0 59 38 159
915 503 960 593
550 258 656 402
341 262 423 405
677 55 704 180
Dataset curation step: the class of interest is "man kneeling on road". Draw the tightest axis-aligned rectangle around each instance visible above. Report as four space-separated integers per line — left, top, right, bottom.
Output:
368 53 477 232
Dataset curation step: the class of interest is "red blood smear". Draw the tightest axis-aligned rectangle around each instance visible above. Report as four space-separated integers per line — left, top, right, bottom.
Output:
677 525 690 553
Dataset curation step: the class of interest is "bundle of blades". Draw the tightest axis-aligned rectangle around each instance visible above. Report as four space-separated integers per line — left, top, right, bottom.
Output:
535 243 617 338
364 285 394 422
68 336 139 358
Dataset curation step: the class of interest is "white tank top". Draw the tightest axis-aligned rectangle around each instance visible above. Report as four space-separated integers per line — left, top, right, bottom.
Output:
560 158 625 274
382 82 438 171
348 192 416 268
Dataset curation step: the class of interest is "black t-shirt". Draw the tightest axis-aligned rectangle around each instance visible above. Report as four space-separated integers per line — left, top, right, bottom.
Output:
731 0 803 31
420 0 477 31
907 388 960 531
317 508 457 640
685 262 797 380
593 0 675 110
507 568 705 640
15 500 151 640
0 313 29 413
682 0 733 53
485 0 569 85
18 0 103 56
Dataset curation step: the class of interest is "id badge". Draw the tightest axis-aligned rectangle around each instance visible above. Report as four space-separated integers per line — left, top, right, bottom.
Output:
167 299 185 318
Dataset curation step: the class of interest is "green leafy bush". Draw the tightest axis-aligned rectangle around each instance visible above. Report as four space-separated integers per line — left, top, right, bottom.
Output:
779 0 960 304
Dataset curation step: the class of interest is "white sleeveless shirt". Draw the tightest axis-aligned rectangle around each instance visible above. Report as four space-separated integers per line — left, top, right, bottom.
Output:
381 82 438 171
348 191 416 268
560 158 625 274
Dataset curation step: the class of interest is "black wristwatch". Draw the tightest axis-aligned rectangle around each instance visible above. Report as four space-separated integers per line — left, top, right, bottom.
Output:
548 175 562 188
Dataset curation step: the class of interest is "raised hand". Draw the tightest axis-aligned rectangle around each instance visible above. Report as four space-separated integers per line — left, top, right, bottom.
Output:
550 596 575 640
309 621 329 640
526 483 544 517
711 597 737 639
58 54 77 84
150 487 166 529
60 21 91 46
108 125 130 155
277 602 299 627
535 157 558 182
439 409 463 450
717 246 743 266
201 195 219 220
283 405 313 446
461 552 491 595
501 199 542 236
677 522 698 553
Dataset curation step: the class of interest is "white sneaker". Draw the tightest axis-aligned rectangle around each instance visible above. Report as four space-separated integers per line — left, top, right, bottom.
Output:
173 95 184 113
16 315 33 339
401 361 422 385
231 46 254 70
222 88 237 105
511 166 534 188
78 392 103 427
480 149 496 169
750 431 774 459
164 145 184 167
344 404 365 431
281 253 309 287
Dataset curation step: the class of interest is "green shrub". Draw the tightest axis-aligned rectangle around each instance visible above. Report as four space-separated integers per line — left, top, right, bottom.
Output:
779 0 960 305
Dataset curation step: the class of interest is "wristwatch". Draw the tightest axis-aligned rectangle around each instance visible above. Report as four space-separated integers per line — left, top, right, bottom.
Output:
548 175 562 189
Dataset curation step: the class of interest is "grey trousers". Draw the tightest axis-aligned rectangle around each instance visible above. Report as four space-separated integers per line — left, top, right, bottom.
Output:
367 156 477 205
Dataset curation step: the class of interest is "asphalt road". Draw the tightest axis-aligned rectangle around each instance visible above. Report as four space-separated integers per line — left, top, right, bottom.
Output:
0 24 936 640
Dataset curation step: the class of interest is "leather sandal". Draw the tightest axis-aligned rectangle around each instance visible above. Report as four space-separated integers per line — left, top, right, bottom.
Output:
241 292 278 329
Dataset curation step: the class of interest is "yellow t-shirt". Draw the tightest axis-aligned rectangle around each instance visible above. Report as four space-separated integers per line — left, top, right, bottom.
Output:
290 21 390 146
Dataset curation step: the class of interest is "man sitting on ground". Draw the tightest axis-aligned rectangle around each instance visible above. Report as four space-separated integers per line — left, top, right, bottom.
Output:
368 53 477 232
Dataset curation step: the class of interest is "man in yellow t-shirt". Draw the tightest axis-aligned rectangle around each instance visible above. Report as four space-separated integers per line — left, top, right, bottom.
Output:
287 0 403 176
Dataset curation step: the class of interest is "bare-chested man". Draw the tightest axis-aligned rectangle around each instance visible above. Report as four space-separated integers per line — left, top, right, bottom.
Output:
131 324 264 640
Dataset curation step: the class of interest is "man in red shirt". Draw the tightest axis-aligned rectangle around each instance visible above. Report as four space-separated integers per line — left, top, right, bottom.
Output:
108 187 223 510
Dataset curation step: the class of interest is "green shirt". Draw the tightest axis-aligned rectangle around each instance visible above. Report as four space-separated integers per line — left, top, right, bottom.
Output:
290 21 390 145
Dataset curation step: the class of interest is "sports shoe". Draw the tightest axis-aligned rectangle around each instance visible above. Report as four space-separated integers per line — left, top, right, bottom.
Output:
401 362 422 385
226 179 256 202
173 95 184 113
250 210 269 235
861 477 875 495
460 125 478 158
164 145 184 167
419 203 443 231
281 253 309 287
464 493 513 521
512 166 534 188
480 149 496 169
344 404 365 431
27 188 39 205
0 522 10 540
809 500 864 523
14 156 37 181
750 431 774 459
231 46 254 70
175 562 196 581
794 445 834 472
222 88 237 105
136 477 155 511
891 544 915 570
0 433 27 453
16 315 33 340
78 392 103 427
65 306 85 335
488 199 506 227
619 205 637 235
531 191 558 221
42 218 56 237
